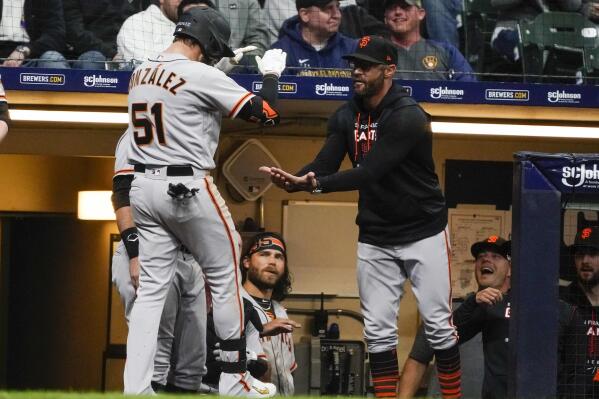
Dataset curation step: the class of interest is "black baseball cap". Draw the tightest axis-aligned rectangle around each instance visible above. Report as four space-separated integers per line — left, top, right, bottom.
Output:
343 35 398 65
296 0 335 9
384 0 423 9
471 236 511 259
571 226 599 252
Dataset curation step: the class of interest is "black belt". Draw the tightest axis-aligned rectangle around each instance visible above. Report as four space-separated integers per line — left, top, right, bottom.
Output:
134 164 194 176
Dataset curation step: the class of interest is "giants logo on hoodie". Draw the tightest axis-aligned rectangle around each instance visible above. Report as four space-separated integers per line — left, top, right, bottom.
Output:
353 114 378 163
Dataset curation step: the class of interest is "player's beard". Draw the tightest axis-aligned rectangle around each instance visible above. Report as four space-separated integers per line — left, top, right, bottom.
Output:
247 267 279 291
354 72 385 99
578 270 599 290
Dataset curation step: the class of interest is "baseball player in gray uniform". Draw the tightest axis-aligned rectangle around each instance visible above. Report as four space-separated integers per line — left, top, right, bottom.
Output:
112 132 207 393
123 5 286 396
241 232 300 396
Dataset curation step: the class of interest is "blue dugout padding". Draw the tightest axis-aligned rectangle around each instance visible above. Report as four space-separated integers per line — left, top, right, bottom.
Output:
2 66 599 108
511 152 599 398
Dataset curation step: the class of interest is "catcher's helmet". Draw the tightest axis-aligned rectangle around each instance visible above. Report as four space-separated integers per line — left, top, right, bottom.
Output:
174 6 235 61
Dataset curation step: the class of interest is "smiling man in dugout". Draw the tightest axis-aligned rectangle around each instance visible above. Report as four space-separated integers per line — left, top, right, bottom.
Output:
398 235 511 399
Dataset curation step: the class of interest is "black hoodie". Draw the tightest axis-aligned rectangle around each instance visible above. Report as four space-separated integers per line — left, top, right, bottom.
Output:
297 83 447 246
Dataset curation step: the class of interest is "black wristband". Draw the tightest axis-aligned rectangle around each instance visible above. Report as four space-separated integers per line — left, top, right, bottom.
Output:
121 227 139 259
260 73 279 106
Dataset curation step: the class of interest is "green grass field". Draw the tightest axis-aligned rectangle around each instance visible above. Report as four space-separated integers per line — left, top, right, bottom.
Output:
0 393 367 399
0 392 216 399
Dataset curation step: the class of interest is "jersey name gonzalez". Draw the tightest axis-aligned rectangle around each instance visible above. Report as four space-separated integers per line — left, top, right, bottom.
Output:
129 65 187 94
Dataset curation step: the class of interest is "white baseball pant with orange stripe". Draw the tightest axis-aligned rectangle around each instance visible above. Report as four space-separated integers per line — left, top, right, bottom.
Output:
357 227 458 354
125 169 243 394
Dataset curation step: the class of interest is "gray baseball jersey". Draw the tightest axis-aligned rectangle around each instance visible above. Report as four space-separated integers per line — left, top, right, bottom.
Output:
126 52 254 170
242 292 296 396
114 130 133 176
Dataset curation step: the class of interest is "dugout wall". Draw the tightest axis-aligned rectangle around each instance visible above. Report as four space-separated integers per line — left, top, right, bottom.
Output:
511 152 599 398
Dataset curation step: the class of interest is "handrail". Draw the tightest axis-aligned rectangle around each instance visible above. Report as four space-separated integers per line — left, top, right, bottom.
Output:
286 308 364 325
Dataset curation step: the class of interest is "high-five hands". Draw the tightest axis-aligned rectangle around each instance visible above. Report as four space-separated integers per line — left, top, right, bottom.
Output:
259 166 317 192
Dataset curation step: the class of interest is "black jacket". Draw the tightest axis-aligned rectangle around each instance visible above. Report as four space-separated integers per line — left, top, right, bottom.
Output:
0 0 66 57
409 292 511 399
558 301 599 399
560 281 593 307
63 0 133 58
298 83 447 246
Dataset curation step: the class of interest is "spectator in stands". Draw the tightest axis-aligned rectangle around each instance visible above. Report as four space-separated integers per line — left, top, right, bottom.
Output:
491 0 581 63
421 0 462 48
384 0 476 81
0 0 67 68
63 0 135 69
398 235 511 399
558 225 599 398
263 0 387 45
270 0 357 77
116 0 259 72
115 0 185 68
339 0 390 38
262 0 295 45
212 0 268 71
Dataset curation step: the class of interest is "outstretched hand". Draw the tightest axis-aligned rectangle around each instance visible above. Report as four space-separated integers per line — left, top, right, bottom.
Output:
259 166 317 192
260 318 302 337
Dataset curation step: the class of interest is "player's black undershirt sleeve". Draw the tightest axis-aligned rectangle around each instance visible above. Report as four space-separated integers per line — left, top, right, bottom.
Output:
237 74 280 126
451 294 486 343
111 174 134 211
317 106 429 193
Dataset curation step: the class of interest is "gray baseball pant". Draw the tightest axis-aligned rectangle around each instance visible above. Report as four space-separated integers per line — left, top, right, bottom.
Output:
112 242 207 390
357 227 458 353
124 171 244 394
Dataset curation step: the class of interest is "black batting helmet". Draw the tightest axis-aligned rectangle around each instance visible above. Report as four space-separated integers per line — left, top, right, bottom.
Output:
174 6 235 61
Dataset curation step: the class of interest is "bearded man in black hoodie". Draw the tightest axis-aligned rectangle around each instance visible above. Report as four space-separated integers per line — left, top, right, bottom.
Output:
260 35 461 399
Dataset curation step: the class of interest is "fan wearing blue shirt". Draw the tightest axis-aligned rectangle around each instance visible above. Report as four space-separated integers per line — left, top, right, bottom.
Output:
270 0 357 77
